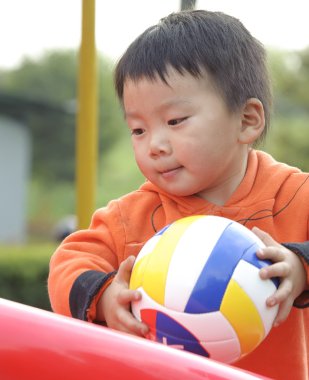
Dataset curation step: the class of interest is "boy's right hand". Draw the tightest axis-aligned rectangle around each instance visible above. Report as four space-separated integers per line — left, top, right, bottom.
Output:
96 256 149 338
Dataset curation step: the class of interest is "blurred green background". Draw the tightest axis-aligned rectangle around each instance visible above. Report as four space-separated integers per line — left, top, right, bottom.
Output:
0 46 308 311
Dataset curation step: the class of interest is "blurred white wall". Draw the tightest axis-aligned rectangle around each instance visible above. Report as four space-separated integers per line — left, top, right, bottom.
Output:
0 116 31 243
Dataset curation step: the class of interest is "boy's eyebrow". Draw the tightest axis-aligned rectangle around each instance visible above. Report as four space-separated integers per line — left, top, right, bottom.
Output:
124 99 192 119
124 111 141 120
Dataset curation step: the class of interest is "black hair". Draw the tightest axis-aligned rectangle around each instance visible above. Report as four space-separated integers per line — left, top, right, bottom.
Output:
115 10 272 142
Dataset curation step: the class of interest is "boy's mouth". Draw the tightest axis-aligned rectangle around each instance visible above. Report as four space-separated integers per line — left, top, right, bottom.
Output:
160 166 182 178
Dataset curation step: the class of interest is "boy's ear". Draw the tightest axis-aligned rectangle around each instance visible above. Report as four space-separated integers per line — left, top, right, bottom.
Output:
238 98 265 144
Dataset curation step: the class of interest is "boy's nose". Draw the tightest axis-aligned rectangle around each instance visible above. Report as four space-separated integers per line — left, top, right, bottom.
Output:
149 132 171 157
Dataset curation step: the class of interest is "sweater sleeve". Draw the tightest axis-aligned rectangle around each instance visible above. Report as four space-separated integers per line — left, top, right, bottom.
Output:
69 270 117 321
283 241 309 308
48 201 125 320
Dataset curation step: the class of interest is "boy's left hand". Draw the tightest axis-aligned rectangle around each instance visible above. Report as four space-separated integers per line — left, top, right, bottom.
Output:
252 227 307 327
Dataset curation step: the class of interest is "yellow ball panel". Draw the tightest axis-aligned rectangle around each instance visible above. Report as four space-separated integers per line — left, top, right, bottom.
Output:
220 279 265 356
130 253 150 290
130 235 162 290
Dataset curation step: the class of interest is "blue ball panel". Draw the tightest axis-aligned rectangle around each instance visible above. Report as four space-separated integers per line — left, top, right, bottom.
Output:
242 243 268 269
156 311 209 357
155 223 171 236
184 223 257 313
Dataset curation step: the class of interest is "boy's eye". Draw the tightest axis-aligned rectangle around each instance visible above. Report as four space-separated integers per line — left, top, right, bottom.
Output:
131 128 144 136
167 117 187 126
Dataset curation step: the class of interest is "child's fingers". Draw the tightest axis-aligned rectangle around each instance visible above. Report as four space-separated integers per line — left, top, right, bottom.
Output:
266 278 292 306
256 246 285 263
125 318 149 337
272 298 294 327
116 255 136 284
117 289 141 305
252 227 279 247
117 308 149 337
259 261 290 280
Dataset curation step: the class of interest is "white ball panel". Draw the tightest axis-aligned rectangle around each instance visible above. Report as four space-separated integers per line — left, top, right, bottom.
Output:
176 310 240 345
165 216 232 311
232 260 278 335
201 338 241 364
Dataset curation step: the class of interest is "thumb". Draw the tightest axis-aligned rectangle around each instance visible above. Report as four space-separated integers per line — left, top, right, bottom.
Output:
252 226 276 246
117 255 136 285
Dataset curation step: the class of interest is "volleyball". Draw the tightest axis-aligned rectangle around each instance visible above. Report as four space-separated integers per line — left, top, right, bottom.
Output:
129 215 279 364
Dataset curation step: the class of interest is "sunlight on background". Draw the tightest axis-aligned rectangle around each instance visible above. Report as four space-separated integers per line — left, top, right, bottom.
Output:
0 0 308 69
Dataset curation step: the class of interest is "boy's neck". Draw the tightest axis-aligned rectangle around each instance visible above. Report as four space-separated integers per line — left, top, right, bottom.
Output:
195 153 249 206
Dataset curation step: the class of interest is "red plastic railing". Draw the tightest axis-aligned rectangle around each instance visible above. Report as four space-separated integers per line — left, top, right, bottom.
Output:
0 298 269 380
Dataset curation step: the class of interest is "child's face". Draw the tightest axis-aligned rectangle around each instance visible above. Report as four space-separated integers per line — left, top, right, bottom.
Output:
123 69 248 204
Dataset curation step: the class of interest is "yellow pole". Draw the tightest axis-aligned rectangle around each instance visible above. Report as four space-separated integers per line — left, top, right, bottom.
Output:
76 0 98 229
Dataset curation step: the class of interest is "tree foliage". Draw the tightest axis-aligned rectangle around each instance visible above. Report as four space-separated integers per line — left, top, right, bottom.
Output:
0 50 125 183
263 48 309 171
269 48 309 115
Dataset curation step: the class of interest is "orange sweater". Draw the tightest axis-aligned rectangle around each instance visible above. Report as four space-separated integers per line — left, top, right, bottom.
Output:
48 150 309 379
